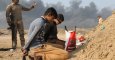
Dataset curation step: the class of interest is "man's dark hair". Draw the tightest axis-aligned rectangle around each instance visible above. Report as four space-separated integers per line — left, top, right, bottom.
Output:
57 14 64 21
12 0 19 1
44 7 57 19
97 15 101 18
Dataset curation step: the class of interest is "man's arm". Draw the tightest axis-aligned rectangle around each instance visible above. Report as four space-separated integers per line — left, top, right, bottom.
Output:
21 3 36 11
21 5 34 11
23 21 43 51
23 27 38 50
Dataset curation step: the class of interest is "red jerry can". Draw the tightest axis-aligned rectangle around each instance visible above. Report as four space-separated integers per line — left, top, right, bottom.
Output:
65 26 76 52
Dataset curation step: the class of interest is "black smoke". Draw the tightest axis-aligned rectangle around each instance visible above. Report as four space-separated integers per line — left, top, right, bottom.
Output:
0 0 112 29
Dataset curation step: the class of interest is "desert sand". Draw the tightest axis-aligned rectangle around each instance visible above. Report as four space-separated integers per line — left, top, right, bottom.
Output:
69 11 115 60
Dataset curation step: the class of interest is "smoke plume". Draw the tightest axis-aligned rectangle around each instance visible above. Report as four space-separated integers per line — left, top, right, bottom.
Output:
0 0 112 29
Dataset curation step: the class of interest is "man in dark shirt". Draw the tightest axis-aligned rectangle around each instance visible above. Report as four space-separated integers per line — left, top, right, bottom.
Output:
48 14 65 48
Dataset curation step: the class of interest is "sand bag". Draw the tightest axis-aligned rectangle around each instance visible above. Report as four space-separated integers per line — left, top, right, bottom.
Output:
29 44 69 60
65 26 76 52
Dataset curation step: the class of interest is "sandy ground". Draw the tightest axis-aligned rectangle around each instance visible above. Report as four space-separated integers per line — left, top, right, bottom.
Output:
71 11 115 60
0 29 28 60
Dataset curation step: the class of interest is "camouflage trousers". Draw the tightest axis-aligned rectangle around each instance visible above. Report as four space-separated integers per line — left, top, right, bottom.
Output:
11 21 25 49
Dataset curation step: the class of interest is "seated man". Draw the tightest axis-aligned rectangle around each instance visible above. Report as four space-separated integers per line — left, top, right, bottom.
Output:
22 7 57 56
47 14 65 49
22 12 69 60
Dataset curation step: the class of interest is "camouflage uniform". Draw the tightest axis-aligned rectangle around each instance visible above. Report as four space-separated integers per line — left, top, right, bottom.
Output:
6 3 34 49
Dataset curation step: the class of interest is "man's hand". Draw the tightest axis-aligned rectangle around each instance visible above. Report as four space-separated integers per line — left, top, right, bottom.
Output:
21 48 28 56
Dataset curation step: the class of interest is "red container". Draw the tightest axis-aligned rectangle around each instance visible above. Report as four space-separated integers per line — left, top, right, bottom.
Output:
65 31 76 52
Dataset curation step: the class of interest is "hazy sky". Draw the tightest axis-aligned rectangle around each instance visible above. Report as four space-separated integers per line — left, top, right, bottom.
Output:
42 0 115 10
0 0 113 28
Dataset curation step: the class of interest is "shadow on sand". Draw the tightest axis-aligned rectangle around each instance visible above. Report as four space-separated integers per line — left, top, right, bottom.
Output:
0 48 12 51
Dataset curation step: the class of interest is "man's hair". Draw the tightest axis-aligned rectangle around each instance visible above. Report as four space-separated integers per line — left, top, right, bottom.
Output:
12 0 19 2
57 14 64 21
44 7 57 19
12 0 18 1
97 15 101 18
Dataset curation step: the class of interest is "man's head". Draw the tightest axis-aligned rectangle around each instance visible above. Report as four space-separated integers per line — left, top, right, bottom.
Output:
44 7 57 22
97 15 101 19
12 0 19 4
54 14 64 25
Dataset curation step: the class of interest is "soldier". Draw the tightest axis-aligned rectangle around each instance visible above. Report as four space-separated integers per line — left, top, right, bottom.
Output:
6 0 36 49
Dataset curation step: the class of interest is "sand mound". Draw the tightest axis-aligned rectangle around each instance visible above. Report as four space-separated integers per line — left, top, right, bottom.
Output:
70 10 115 60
